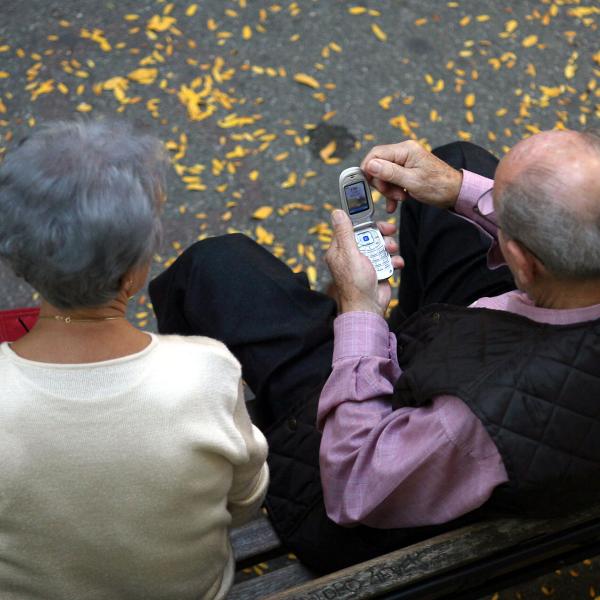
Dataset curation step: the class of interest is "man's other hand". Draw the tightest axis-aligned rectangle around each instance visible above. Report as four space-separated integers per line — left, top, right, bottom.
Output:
360 140 463 214
325 210 404 316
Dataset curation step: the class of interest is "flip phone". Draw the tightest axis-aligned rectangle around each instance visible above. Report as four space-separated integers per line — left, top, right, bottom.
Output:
338 167 394 280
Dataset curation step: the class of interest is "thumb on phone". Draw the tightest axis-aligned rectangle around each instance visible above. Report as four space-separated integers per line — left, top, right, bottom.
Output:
331 210 357 252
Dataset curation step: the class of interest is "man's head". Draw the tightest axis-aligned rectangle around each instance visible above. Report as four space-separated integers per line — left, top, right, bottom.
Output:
493 130 600 300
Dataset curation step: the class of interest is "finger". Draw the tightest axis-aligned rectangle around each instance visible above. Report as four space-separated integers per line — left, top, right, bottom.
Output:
376 221 397 236
369 175 409 204
330 209 359 254
383 236 398 254
386 197 398 214
361 143 411 172
365 158 410 189
391 255 405 270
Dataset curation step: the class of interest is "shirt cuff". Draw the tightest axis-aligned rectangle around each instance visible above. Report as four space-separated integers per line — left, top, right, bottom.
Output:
332 312 393 362
454 170 494 217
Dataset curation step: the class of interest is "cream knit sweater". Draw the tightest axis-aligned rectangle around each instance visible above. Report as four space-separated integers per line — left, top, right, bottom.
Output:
0 333 269 599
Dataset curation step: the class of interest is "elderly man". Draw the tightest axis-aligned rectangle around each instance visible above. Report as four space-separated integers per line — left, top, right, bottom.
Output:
150 130 600 573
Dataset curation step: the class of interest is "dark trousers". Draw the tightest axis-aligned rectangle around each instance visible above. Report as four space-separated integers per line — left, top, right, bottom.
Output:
149 142 515 572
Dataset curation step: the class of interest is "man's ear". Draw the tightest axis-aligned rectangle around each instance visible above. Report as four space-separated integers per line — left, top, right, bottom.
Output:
504 239 544 287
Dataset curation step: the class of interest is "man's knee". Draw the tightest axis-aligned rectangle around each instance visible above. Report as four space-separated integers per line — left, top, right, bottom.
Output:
183 233 263 269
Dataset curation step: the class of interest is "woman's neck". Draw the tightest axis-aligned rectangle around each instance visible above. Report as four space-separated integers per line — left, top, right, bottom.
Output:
10 299 151 364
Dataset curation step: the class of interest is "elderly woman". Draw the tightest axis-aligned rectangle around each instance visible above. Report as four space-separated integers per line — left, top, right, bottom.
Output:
0 120 268 599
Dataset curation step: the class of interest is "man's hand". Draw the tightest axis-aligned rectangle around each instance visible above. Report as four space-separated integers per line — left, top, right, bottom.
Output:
360 140 463 214
325 210 404 316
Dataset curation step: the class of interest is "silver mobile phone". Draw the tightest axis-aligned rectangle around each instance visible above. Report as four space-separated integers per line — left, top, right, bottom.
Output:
338 167 394 280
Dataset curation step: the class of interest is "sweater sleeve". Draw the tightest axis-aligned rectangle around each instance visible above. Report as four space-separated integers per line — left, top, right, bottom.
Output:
227 379 269 528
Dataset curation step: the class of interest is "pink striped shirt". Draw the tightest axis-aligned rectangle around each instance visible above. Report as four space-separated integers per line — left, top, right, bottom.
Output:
317 171 600 528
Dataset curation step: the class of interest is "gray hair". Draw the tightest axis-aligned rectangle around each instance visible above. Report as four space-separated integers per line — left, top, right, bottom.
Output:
496 131 600 280
0 120 166 309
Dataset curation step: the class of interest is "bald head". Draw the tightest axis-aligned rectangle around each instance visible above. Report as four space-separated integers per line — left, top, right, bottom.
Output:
493 129 600 280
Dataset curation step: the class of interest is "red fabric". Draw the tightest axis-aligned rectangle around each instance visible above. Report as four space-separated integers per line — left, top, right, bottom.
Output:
0 307 40 342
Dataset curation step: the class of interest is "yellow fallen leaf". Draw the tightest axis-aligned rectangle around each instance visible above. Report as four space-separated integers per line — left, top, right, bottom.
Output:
464 93 476 108
432 79 444 92
147 15 177 32
30 79 54 101
249 170 259 181
242 25 252 39
218 113 259 128
282 172 298 188
525 63 536 77
348 6 367 15
379 95 393 110
186 4 198 16
128 68 158 84
564 63 577 79
274 152 289 161
0 99 6 113
294 73 320 88
593 51 600 66
256 225 274 245
252 206 273 220
539 85 563 98
306 265 317 285
0 71 9 78
505 19 518 33
319 140 336 161
522 35 538 48
568 7 600 17
76 102 93 112
80 27 112 52
371 23 387 42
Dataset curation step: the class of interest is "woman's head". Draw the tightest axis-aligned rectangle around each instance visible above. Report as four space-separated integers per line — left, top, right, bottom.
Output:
0 120 166 309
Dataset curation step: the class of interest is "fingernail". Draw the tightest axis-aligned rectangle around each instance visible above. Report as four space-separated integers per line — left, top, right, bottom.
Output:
368 159 382 175
332 209 345 224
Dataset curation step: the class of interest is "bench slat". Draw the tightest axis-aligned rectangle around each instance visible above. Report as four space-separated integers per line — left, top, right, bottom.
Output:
229 563 314 600
269 504 600 600
232 515 282 568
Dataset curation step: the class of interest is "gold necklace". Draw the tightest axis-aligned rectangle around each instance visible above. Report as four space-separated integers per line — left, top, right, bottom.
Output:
38 315 126 324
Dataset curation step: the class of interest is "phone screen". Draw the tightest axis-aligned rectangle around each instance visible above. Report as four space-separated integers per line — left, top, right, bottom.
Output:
344 181 370 215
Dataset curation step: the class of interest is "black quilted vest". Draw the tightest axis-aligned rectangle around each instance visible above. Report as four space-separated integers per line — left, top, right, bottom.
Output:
391 304 600 516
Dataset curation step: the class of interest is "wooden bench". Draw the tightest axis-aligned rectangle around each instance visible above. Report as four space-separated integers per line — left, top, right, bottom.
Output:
229 502 600 599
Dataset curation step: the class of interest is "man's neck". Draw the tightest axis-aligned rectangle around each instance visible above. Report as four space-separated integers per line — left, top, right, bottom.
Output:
530 278 600 310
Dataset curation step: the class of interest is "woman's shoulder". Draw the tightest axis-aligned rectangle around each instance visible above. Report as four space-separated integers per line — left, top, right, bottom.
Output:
152 333 240 371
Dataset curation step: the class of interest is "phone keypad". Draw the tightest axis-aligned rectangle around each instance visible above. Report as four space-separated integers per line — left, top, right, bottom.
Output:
355 229 394 280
